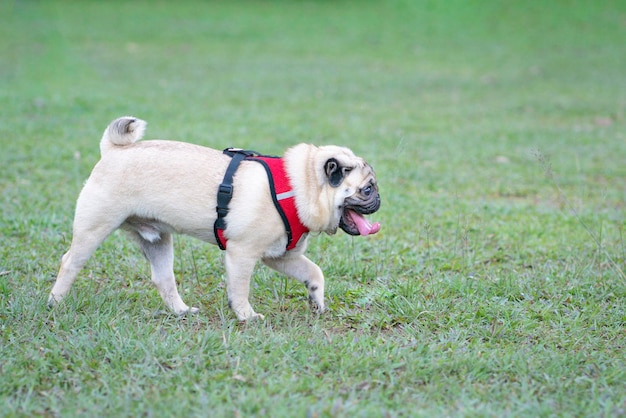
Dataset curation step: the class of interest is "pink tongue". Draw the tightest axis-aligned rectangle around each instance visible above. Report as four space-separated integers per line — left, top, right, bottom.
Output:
348 210 381 236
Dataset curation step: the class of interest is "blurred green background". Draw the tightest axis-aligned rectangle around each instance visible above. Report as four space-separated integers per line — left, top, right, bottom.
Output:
1 1 625 416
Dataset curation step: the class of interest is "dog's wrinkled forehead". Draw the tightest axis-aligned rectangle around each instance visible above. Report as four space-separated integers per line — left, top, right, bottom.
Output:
318 145 370 170
314 145 377 190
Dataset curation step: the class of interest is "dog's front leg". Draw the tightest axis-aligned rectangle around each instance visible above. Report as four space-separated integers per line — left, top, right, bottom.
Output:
262 254 325 314
224 249 264 321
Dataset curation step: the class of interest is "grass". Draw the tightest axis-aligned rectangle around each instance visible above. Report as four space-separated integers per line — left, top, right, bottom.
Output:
1 0 626 416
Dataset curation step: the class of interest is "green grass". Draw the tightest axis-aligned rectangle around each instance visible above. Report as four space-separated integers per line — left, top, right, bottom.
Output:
2 0 626 416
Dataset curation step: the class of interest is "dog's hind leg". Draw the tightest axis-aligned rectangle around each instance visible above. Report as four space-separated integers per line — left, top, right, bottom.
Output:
134 232 198 315
48 212 121 307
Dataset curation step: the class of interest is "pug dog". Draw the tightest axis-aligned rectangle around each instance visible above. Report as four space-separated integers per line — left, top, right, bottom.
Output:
48 116 381 320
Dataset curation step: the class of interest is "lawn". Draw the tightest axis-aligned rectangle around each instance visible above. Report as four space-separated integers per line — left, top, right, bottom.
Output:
1 0 626 416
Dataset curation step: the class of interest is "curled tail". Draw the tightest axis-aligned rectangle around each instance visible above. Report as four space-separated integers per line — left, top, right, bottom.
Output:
100 116 147 155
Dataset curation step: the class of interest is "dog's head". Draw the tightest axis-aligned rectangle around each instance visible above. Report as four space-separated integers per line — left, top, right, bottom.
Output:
285 144 381 236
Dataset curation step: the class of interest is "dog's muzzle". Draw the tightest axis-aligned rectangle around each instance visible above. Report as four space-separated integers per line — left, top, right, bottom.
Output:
339 193 381 236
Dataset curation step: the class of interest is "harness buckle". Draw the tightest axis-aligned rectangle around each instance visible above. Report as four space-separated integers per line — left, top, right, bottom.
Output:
216 206 229 218
218 183 233 197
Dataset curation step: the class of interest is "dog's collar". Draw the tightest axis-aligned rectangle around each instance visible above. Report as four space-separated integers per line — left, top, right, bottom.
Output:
214 148 309 251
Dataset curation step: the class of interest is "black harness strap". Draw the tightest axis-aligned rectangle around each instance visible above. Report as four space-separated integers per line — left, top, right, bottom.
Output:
213 148 258 250
214 147 308 251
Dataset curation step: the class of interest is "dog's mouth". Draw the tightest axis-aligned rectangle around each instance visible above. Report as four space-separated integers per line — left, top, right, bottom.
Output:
339 196 381 236
340 210 381 236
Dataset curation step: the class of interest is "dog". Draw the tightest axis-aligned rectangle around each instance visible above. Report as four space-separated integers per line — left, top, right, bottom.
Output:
48 116 381 320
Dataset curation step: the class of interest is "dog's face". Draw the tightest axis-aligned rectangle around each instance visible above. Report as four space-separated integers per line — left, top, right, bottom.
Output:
286 144 381 236
321 148 381 236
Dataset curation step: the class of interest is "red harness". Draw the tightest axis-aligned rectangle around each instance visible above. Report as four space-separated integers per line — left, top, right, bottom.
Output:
214 149 309 251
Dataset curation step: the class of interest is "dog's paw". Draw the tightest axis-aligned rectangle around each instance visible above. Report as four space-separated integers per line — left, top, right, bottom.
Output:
173 306 200 316
248 312 265 321
309 297 326 315
236 311 265 322
47 293 63 308
232 303 265 321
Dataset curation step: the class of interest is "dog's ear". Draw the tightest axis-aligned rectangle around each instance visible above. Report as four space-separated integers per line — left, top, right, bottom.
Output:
324 158 350 187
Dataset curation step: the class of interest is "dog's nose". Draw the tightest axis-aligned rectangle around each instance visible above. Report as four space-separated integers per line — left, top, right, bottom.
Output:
362 194 380 214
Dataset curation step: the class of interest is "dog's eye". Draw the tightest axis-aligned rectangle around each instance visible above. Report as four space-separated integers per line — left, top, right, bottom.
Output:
361 185 372 197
